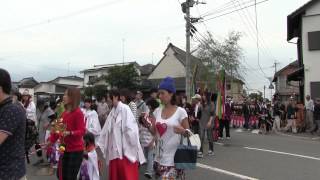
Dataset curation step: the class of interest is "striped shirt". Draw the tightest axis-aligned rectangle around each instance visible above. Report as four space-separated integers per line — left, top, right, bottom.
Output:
128 101 138 122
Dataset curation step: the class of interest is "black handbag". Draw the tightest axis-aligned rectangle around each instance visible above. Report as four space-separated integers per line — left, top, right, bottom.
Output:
174 136 197 170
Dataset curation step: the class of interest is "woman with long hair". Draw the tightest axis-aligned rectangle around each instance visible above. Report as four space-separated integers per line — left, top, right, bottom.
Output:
48 87 85 180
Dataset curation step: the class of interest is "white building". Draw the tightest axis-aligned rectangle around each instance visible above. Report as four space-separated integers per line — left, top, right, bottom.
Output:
13 77 39 97
81 62 141 87
34 76 84 96
148 43 208 92
287 0 320 102
147 43 245 100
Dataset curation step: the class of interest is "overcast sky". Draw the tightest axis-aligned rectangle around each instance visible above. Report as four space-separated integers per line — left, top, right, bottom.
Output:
0 0 310 97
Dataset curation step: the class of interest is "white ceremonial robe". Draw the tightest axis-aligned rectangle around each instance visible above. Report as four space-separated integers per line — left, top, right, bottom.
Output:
83 109 102 143
97 101 146 166
88 150 100 180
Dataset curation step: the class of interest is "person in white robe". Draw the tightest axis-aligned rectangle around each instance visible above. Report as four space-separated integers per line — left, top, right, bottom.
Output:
82 98 102 144
98 90 145 180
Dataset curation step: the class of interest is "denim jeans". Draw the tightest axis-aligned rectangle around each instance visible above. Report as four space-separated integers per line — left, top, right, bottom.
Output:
143 146 154 175
199 127 214 153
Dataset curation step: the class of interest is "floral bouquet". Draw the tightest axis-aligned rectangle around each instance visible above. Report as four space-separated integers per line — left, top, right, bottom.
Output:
50 118 67 153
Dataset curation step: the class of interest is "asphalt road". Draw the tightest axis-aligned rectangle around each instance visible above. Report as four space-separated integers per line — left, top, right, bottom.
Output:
27 129 320 180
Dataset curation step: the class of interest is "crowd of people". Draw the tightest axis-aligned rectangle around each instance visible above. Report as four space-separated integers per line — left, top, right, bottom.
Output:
229 94 320 135
2 66 320 180
0 69 225 180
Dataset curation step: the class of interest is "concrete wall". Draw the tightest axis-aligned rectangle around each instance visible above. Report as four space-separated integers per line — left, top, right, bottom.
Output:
34 83 55 94
275 67 300 96
83 69 108 87
54 78 83 87
302 1 320 99
148 48 186 79
226 81 244 102
19 88 35 97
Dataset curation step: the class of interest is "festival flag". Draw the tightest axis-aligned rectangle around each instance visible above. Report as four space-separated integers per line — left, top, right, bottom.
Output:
215 69 226 119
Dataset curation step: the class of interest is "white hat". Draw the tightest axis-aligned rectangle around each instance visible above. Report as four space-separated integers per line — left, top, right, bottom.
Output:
192 94 201 100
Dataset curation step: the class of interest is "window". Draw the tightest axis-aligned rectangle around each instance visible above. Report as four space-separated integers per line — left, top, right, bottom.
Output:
308 31 320 51
88 75 98 84
226 84 231 90
89 76 98 81
311 82 320 100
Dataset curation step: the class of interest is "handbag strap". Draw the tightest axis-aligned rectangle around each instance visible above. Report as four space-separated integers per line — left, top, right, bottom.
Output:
179 134 192 146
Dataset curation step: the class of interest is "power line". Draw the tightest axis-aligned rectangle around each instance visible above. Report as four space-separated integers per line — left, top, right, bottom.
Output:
0 0 124 33
236 0 276 61
194 1 271 82
202 0 254 18
229 0 268 79
199 0 276 68
200 0 269 22
254 0 267 78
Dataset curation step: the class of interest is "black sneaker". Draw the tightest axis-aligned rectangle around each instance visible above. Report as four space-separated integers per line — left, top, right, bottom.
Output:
144 173 152 179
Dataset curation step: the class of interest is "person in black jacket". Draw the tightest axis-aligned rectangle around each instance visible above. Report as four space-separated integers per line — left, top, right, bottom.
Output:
273 99 282 132
242 99 251 130
311 98 320 135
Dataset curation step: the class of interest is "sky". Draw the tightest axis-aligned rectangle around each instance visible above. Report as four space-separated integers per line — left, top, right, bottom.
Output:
0 0 311 98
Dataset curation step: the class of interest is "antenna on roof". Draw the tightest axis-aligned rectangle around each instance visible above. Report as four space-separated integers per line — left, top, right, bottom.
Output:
122 38 125 64
166 37 171 45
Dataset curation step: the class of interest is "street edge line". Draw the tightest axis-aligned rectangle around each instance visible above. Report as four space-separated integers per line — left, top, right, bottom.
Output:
244 147 320 161
197 163 260 180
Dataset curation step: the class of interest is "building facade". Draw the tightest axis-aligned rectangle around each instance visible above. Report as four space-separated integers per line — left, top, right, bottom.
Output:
287 0 320 102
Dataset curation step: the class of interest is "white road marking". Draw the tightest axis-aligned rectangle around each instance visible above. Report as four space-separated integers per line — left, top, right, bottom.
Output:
197 163 260 180
251 130 260 134
214 142 224 146
244 147 320 161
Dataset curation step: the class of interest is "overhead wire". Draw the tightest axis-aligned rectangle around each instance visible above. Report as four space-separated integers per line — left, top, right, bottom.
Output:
197 0 276 65
254 0 268 78
226 0 268 79
201 0 254 18
191 0 272 90
200 0 269 22
236 0 276 61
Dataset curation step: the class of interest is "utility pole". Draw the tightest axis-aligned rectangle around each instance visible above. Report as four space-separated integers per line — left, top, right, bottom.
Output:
273 61 280 92
263 85 266 100
181 0 205 101
185 0 192 101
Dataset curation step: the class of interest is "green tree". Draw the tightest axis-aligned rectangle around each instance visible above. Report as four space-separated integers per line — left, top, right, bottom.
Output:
84 86 94 98
93 85 108 100
196 31 244 84
248 92 263 102
83 85 108 100
105 64 140 89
